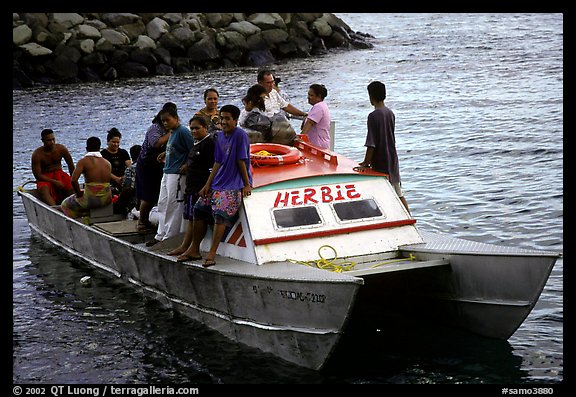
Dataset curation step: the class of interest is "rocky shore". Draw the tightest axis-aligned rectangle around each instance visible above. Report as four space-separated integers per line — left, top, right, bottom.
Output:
13 13 374 89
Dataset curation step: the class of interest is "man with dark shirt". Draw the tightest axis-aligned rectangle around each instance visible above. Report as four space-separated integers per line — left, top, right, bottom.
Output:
357 81 410 214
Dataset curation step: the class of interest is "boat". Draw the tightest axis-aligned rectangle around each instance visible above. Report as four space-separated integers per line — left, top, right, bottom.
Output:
16 137 561 370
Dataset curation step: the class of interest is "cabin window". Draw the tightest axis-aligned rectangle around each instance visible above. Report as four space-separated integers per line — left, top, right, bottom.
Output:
272 206 322 229
332 198 383 221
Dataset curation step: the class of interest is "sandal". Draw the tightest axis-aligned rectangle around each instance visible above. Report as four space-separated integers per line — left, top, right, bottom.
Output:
145 238 161 247
203 259 216 268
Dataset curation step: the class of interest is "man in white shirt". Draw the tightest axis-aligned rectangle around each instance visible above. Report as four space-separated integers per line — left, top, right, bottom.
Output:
257 70 309 119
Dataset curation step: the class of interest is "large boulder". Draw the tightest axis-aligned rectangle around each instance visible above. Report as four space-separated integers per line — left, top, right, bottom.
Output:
13 24 32 45
101 13 141 27
50 13 84 29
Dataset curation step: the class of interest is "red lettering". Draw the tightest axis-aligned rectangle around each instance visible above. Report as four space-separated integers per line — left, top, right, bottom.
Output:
321 186 333 203
334 185 345 201
274 185 361 207
303 188 318 204
290 190 302 206
345 184 361 199
274 192 290 207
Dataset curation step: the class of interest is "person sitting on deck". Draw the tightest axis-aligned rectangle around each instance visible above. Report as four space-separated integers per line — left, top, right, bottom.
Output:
100 127 131 197
113 144 141 217
239 84 271 143
61 137 112 219
31 128 75 206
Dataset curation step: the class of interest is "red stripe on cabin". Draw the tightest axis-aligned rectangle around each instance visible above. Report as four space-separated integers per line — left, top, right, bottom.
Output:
252 219 416 246
226 223 243 245
238 236 246 247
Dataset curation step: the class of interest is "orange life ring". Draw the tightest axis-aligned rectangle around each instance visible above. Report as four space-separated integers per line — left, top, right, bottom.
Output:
250 143 301 166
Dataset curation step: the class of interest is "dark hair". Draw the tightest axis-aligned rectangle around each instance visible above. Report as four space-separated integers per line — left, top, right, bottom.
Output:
129 144 141 161
257 69 273 83
106 127 122 142
189 115 209 128
367 81 386 101
220 104 241 120
161 107 179 119
152 102 178 124
242 84 268 111
41 128 54 139
203 88 219 100
274 77 281 86
309 84 328 100
86 136 101 152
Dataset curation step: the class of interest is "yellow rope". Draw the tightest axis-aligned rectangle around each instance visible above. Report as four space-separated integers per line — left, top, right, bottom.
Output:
368 253 417 268
288 245 416 273
14 180 36 192
253 150 275 156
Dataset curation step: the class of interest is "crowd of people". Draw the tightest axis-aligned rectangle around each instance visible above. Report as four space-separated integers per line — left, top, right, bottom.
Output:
31 69 409 267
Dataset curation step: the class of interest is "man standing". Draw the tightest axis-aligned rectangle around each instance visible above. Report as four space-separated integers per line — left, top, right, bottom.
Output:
61 137 112 219
357 81 410 214
31 128 75 205
257 69 308 119
192 105 252 268
145 107 195 247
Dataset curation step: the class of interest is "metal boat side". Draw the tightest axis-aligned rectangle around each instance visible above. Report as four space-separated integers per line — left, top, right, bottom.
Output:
397 231 560 339
18 190 361 370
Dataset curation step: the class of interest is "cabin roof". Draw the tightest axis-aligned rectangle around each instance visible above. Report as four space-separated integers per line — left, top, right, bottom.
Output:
252 140 388 189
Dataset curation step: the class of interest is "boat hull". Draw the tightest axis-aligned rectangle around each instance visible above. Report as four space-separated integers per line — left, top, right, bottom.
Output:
19 191 361 370
396 232 557 339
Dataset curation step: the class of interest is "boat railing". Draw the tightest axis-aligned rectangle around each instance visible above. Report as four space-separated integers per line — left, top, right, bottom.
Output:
294 137 339 166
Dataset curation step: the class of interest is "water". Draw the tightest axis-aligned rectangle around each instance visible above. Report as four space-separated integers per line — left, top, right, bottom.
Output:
12 13 563 384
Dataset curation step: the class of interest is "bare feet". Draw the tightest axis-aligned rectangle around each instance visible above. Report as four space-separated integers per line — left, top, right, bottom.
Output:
167 247 186 256
176 248 201 260
176 253 202 262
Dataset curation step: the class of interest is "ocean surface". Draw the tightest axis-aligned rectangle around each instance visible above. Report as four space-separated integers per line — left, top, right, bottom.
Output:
12 13 563 385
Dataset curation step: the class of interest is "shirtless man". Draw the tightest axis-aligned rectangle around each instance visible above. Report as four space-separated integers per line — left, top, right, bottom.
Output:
31 129 75 205
61 137 113 219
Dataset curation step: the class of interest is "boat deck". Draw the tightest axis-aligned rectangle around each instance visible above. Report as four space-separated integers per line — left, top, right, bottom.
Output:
93 218 451 283
404 230 561 257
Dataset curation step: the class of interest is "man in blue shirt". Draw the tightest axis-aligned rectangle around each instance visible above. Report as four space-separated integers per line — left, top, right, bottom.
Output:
146 107 195 246
193 105 252 267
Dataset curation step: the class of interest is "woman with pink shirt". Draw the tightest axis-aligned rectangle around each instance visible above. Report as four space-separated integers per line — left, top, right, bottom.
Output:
301 84 331 149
